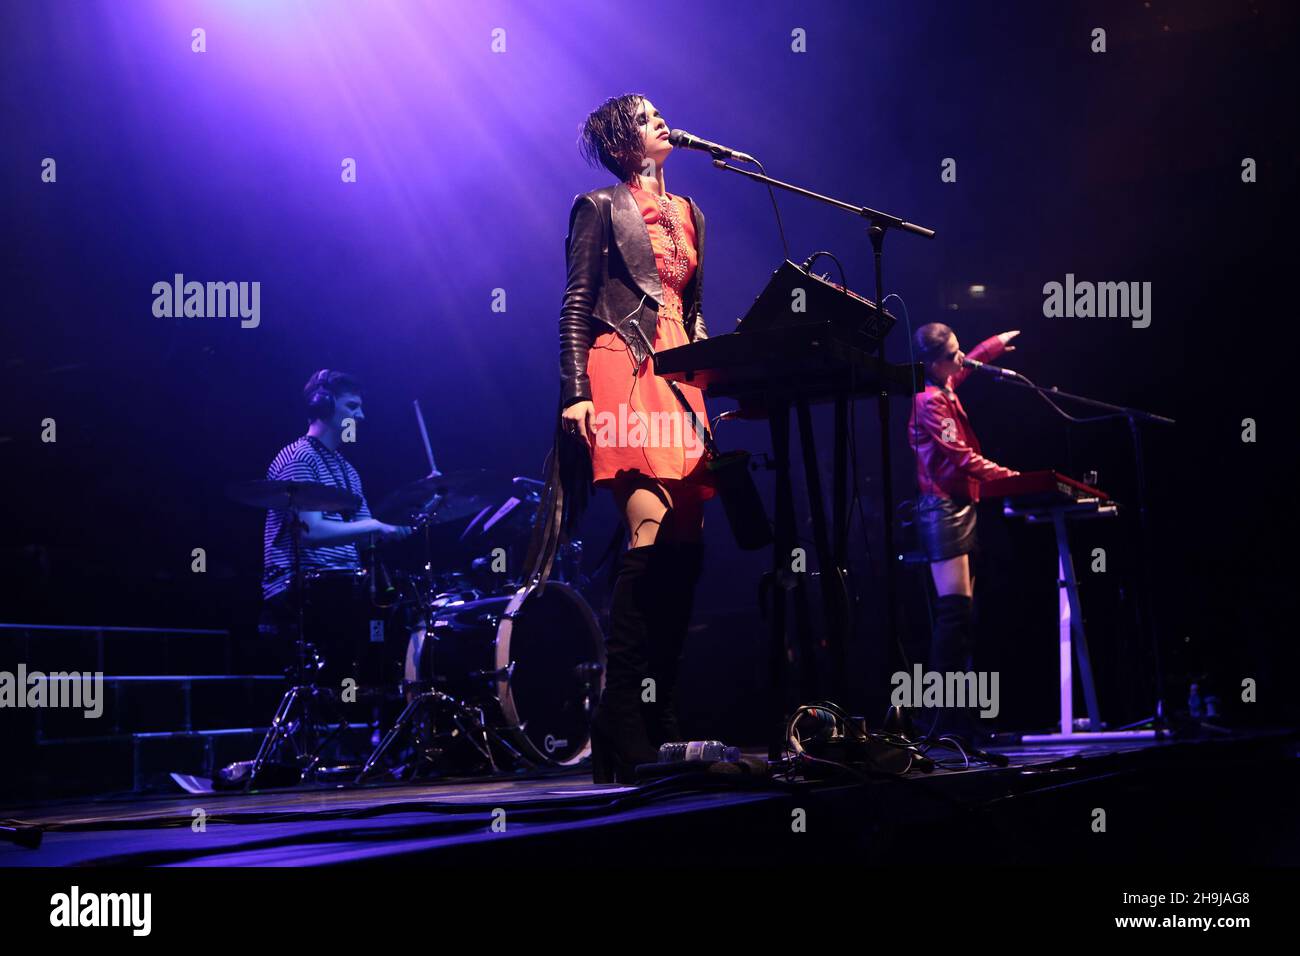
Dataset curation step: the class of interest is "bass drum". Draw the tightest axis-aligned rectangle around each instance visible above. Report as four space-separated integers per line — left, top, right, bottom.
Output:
405 581 604 766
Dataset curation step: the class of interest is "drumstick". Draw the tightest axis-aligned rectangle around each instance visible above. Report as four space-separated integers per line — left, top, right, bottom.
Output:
413 399 441 477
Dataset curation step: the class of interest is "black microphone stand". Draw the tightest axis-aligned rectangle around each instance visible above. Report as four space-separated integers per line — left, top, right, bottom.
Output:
709 159 935 733
992 374 1175 730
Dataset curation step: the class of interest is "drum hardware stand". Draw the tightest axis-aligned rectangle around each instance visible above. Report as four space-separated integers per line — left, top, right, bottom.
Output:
356 682 524 782
251 671 353 781
411 396 448 600
247 493 352 789
414 492 450 604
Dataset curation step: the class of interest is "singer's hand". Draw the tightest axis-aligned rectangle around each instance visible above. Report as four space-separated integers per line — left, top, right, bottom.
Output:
997 330 1020 351
561 400 596 449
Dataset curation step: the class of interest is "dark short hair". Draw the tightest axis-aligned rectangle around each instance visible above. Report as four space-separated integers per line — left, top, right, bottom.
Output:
303 369 364 410
578 93 650 180
914 323 955 364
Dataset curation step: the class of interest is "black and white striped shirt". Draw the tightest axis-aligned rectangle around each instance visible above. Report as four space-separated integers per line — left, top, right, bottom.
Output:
261 436 372 600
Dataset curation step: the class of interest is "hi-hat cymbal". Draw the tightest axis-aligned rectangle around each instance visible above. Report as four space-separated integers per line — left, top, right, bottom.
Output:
227 479 360 513
374 469 509 525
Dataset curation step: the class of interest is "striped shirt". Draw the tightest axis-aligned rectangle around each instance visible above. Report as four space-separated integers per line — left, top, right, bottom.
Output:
261 436 372 600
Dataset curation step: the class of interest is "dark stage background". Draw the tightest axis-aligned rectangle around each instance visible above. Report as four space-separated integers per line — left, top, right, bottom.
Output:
3 1 1295 738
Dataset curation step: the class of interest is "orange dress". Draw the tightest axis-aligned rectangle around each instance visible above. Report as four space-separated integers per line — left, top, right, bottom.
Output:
585 184 715 499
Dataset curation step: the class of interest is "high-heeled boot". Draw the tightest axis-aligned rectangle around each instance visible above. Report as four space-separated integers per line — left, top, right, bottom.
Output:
590 544 662 783
924 593 975 740
643 539 705 748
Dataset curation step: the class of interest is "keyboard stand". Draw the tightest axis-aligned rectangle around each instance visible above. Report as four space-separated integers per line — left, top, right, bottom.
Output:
1003 497 1160 743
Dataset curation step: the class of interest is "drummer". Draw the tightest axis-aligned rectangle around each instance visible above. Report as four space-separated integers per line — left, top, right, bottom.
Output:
261 369 410 608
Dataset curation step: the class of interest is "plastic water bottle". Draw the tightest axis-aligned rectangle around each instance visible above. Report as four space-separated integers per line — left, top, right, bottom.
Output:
658 740 741 763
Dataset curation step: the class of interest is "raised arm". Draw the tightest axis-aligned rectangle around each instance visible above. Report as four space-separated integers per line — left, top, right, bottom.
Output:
950 330 1018 390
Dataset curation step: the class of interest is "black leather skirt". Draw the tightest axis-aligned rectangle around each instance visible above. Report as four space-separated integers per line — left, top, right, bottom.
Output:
915 495 977 562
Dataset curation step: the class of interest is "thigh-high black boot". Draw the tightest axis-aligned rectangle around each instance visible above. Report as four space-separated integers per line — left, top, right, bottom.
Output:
643 539 705 748
925 593 975 740
590 544 662 783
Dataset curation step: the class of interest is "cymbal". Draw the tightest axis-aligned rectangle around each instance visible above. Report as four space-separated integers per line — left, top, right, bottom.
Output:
373 469 509 525
227 479 360 513
511 476 545 499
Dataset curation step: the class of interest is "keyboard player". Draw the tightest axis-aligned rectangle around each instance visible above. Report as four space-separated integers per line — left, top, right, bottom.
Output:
907 324 1021 737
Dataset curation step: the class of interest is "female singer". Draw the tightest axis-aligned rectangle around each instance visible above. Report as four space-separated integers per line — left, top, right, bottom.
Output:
540 94 716 782
908 324 1020 737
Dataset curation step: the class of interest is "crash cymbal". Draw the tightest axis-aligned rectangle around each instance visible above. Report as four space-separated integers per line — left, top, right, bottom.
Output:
373 469 510 525
226 479 360 513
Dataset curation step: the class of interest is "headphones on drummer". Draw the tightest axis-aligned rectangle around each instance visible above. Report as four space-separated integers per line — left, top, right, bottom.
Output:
305 368 338 421
304 368 364 422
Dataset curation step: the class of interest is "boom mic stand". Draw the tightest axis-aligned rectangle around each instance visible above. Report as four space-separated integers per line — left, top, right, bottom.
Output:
709 159 935 698
990 374 1175 732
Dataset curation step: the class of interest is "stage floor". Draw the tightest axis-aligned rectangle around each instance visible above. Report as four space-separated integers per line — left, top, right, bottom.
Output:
3 730 1296 866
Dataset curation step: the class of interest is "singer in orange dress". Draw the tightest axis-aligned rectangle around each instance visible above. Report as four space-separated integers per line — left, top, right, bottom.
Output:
541 93 716 783
583 182 716 498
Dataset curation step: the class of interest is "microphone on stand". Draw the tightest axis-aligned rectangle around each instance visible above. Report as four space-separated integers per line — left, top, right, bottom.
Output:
962 357 1022 379
366 534 398 609
667 129 757 165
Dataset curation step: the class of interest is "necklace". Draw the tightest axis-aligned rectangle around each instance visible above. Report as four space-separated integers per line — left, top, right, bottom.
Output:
628 178 689 292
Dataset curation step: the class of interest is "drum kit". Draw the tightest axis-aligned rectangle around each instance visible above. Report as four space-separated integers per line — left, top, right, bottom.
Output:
226 465 603 789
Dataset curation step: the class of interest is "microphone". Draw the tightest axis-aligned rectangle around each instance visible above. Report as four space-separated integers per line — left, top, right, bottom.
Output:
365 537 398 608
962 357 1021 379
667 129 756 164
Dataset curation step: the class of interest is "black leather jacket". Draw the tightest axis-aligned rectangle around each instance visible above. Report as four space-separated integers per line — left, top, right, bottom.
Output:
559 183 708 408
